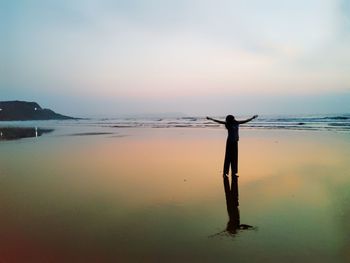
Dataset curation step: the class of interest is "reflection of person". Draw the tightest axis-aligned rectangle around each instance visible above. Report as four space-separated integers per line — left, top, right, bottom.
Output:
207 115 258 176
223 175 254 235
210 174 254 238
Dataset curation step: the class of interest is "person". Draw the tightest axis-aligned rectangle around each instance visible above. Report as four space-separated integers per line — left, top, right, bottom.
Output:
207 114 258 176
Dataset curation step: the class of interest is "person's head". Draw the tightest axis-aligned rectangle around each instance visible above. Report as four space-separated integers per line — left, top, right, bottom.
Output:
226 115 235 123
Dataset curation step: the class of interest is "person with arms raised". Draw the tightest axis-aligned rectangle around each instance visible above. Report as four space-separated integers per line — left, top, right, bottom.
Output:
207 114 258 176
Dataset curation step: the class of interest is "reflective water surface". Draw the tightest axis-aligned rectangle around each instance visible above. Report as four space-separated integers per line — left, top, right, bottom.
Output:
0 127 349 262
0 127 53 140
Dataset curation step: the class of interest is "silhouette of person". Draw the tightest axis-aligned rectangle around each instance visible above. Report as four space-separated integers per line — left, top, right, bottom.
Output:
209 174 254 238
223 175 253 235
207 114 258 176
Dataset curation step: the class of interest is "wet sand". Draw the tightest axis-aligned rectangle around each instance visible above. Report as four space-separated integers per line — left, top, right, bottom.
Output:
0 127 53 140
0 127 350 262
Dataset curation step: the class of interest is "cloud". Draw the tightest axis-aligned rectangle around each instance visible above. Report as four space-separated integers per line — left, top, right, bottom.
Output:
1 0 349 115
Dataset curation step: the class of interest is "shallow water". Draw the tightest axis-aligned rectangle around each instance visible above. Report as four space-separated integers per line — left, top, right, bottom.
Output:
0 126 350 262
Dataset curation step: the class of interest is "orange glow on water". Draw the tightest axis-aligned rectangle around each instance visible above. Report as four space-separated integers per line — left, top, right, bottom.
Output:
0 128 349 262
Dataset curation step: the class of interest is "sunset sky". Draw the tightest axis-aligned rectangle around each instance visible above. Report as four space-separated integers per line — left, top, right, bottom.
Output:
1 0 350 117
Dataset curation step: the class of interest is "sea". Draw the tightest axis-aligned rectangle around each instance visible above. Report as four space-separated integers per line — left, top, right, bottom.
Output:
1 114 350 134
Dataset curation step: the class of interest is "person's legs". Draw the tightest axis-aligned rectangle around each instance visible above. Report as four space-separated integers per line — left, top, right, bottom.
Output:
231 141 238 175
223 140 232 176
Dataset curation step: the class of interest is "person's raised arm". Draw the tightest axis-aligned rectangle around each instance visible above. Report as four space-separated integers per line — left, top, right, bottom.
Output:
206 116 226 125
237 115 258 124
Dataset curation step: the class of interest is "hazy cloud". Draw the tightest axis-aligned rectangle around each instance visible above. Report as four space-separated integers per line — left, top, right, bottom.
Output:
1 0 349 115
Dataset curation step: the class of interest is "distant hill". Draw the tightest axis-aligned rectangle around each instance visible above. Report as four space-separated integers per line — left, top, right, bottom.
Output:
0 101 76 121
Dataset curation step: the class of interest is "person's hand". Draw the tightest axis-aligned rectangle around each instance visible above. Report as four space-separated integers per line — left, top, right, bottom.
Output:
253 115 258 119
206 116 211 120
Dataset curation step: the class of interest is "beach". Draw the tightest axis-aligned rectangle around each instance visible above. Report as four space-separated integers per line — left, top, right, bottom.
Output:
4 0 350 261
0 124 350 262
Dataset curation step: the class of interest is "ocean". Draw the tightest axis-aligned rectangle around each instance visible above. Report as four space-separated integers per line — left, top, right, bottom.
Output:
1 114 350 141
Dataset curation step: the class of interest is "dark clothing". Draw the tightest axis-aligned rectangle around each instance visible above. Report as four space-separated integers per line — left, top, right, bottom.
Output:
224 121 240 175
223 139 238 175
226 121 239 142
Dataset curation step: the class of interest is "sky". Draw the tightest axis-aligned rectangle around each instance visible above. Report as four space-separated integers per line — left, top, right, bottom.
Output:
1 0 350 117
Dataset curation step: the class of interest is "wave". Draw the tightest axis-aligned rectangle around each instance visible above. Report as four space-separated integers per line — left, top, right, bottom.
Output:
322 116 350 120
2 114 349 133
